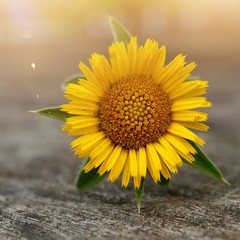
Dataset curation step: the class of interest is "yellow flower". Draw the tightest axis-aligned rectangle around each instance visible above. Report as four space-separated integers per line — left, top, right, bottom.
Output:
61 37 211 189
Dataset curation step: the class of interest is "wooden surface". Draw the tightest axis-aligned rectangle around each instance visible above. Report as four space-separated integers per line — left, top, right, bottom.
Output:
0 41 240 239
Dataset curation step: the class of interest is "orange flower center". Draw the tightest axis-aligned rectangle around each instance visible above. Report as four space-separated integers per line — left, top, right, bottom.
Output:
98 75 172 149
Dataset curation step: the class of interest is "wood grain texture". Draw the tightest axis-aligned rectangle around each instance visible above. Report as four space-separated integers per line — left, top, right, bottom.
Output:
0 44 239 239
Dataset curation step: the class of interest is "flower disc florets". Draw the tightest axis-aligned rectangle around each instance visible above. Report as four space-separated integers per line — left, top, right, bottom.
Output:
99 75 171 149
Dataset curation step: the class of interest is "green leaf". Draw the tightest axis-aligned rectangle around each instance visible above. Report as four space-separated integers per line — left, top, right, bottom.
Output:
135 178 144 214
186 141 229 184
157 173 170 186
75 157 108 191
109 16 132 46
186 75 200 81
30 107 73 121
61 73 86 90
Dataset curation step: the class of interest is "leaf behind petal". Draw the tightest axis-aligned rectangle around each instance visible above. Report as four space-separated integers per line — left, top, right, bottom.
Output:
186 75 200 81
76 157 108 191
109 16 132 46
135 178 144 214
157 173 170 186
186 141 229 184
61 73 86 90
30 107 73 121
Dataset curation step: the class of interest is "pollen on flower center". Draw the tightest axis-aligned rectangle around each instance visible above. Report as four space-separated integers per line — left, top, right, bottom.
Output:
98 75 172 149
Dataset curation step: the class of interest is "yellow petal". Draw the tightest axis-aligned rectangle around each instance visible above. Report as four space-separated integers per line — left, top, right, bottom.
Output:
83 142 114 172
155 54 185 85
89 53 112 88
178 88 207 99
172 111 208 122
89 138 112 160
159 157 172 179
164 133 189 154
127 37 137 74
97 145 116 175
146 154 160 183
75 132 106 157
137 147 147 177
79 62 102 88
152 142 178 173
64 127 99 136
71 132 101 148
178 121 209 132
169 80 208 100
129 149 138 177
65 84 100 103
84 140 113 172
61 102 98 116
171 97 212 111
133 174 141 189
109 149 128 182
109 41 129 78
167 122 205 146
152 45 166 79
104 145 122 171
146 144 161 182
169 135 197 154
146 143 162 171
175 148 195 163
79 79 104 97
122 154 131 187
158 136 183 167
163 62 196 93
139 39 159 75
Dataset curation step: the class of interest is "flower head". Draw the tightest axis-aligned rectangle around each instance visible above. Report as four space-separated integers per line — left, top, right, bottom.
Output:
61 37 211 189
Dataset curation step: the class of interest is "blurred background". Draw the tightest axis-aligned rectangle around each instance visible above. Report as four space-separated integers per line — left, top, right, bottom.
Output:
1 0 240 103
0 0 239 180
1 2 240 237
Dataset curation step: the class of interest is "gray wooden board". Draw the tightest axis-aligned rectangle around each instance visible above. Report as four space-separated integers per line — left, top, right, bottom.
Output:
0 44 239 239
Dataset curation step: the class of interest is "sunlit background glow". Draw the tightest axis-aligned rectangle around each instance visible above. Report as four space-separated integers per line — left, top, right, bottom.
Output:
0 0 239 106
1 0 240 49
